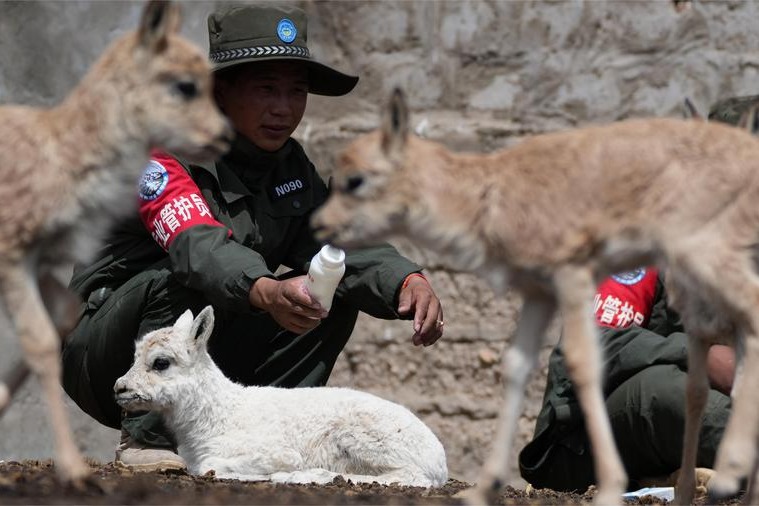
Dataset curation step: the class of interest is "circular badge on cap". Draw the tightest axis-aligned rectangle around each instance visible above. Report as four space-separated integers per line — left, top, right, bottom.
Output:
277 18 297 44
138 160 169 201
611 268 647 285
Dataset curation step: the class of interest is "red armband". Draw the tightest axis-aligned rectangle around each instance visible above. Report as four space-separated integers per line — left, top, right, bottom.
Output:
594 267 658 328
138 152 228 250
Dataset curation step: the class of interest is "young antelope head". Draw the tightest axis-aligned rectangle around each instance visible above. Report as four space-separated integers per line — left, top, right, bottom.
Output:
114 306 215 413
311 88 420 248
111 1 233 161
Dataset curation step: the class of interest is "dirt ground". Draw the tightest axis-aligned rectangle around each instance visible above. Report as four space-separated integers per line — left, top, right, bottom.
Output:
0 460 744 505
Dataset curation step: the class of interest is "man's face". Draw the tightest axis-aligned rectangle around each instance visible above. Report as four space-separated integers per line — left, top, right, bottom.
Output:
215 61 308 152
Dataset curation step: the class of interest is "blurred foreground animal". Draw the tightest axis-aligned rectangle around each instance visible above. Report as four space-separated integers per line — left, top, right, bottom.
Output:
114 306 448 486
0 0 231 483
312 89 759 505
675 96 759 505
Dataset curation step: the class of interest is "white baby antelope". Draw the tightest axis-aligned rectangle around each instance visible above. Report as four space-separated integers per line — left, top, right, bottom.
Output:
312 88 759 505
114 306 448 487
0 0 230 483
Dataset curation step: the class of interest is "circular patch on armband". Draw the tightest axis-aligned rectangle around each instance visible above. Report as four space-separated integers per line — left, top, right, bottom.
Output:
611 268 647 285
138 160 169 201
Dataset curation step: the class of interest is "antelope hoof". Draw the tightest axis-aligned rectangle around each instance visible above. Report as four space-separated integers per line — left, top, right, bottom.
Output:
455 480 501 506
707 473 746 503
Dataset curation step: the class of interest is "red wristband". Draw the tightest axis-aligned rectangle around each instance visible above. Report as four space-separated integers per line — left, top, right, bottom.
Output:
401 272 427 290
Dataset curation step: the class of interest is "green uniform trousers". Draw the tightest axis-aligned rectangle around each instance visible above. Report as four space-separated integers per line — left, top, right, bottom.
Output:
61 260 358 448
519 363 731 492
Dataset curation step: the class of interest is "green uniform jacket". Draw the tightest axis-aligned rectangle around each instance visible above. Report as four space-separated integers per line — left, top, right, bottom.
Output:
519 275 689 483
70 135 421 318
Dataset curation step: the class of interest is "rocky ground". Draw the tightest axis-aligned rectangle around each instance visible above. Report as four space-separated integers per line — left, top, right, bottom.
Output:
0 460 743 505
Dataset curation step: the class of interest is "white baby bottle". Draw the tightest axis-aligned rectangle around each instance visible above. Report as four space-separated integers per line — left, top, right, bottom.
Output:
305 244 346 312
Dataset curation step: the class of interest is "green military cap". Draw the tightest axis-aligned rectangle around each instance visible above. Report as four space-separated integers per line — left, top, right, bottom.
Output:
708 95 759 126
207 3 358 97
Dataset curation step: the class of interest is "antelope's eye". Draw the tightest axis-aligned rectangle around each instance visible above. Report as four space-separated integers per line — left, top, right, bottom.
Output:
344 175 365 193
152 357 171 371
173 80 198 100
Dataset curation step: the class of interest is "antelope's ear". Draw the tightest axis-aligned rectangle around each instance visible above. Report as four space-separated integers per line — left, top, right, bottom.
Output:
381 87 410 161
683 97 702 120
738 104 759 135
173 309 194 336
138 0 182 53
190 306 215 349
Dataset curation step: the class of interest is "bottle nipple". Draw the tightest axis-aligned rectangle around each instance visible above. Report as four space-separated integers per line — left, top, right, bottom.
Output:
320 245 345 268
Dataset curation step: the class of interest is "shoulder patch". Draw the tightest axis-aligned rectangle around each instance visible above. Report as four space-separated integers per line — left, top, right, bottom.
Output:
611 268 647 285
138 160 169 201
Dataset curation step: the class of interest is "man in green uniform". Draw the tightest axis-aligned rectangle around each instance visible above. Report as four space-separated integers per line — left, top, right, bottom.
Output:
518 96 759 492
62 3 444 471
519 268 733 492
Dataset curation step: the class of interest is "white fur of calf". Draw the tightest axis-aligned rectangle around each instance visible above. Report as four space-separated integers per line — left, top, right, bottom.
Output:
114 306 448 487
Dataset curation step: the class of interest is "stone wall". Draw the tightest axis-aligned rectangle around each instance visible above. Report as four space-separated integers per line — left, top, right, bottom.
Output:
1 0 757 487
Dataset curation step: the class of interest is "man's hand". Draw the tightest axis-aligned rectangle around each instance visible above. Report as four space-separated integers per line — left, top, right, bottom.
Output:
707 344 735 396
249 276 326 334
398 274 444 347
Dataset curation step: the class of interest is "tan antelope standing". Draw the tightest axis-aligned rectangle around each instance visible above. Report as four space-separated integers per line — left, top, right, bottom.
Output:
0 0 231 483
312 89 759 505
672 96 759 505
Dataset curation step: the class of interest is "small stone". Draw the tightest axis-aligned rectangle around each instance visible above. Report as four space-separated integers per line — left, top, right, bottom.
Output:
478 348 499 366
